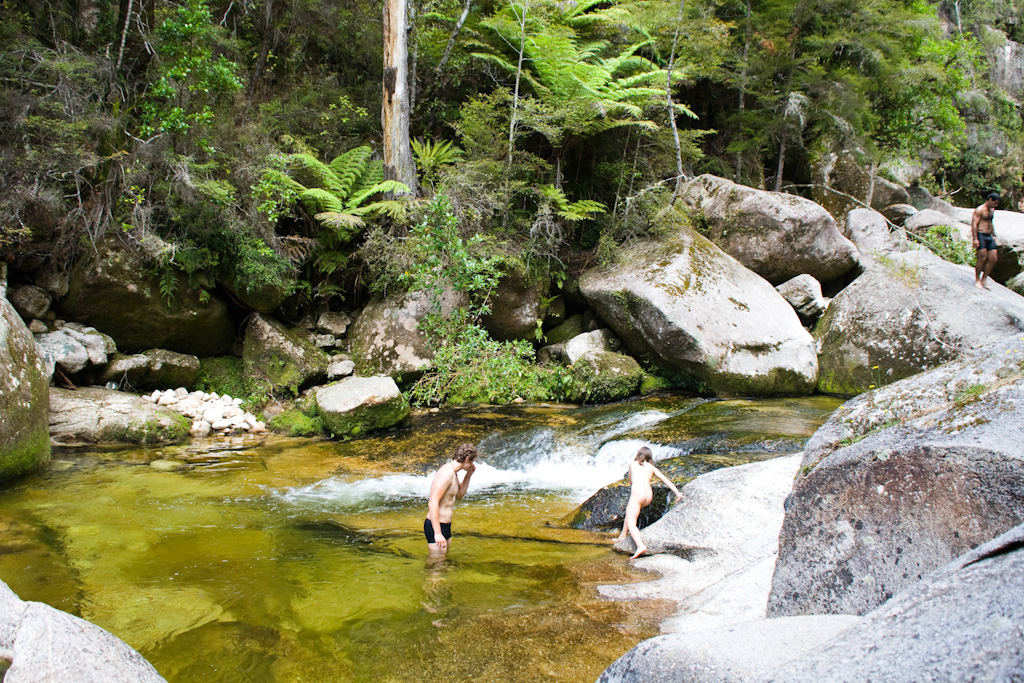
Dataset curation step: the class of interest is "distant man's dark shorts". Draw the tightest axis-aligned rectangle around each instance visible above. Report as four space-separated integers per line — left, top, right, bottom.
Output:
424 519 452 544
978 233 997 251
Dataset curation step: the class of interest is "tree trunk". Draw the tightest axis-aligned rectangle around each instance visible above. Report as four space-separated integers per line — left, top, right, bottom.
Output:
436 0 471 76
382 0 418 195
734 0 751 182
246 0 276 106
666 0 686 195
774 126 787 192
507 0 529 171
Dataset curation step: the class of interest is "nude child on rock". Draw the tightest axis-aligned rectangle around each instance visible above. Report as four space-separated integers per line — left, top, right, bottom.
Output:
616 446 682 559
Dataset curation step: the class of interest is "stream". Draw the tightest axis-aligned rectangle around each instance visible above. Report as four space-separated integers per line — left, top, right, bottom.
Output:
0 393 842 682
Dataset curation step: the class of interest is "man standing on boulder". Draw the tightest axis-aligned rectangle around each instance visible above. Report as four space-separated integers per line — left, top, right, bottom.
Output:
425 443 478 557
973 192 1000 289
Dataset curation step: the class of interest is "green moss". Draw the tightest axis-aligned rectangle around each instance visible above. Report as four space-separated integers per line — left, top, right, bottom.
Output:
639 373 675 395
268 409 325 437
0 428 51 483
318 396 411 437
195 357 246 396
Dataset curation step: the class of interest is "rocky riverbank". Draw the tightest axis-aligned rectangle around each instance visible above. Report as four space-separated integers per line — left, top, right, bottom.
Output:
594 333 1024 682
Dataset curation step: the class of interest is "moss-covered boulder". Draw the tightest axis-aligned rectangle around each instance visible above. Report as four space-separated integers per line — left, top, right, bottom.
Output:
565 351 644 403
544 314 584 345
49 387 189 446
139 349 200 388
579 225 818 396
0 275 51 482
193 356 246 397
348 288 468 381
61 236 234 356
814 249 1024 395
242 314 329 396
679 174 859 285
314 376 410 436
480 271 542 342
811 150 910 218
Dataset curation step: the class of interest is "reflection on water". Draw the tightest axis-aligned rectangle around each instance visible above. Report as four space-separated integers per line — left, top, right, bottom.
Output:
0 394 842 682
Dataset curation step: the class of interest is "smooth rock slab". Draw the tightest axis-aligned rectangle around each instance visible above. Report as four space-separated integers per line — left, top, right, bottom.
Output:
0 580 166 683
601 455 803 634
315 376 410 436
769 334 1024 617
49 387 190 446
596 616 859 683
764 524 1024 682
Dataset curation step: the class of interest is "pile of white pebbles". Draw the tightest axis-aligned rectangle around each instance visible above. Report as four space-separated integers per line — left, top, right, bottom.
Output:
143 388 267 437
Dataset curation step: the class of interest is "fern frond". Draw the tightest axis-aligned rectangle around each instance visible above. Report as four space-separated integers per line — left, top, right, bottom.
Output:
285 153 343 195
347 180 412 208
349 199 409 221
328 146 375 198
347 160 385 200
299 188 344 214
314 211 365 231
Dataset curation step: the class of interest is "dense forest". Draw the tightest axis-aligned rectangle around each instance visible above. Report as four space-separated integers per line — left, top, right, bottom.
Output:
1 0 1022 404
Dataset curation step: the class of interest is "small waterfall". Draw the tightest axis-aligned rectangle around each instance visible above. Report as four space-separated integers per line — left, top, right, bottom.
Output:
276 409 683 511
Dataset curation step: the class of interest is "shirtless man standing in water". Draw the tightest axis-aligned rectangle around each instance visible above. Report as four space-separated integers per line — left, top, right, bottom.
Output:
615 447 682 559
973 192 1000 289
425 443 478 556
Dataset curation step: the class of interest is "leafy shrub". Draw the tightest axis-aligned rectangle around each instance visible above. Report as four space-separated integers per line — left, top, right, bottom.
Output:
917 225 976 266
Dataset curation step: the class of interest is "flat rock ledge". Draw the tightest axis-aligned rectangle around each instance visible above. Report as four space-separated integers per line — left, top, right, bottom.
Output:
601 454 801 634
0 579 167 683
49 387 190 446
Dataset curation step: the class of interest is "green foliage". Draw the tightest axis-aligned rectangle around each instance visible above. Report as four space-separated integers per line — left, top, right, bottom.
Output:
412 138 463 189
916 225 977 266
138 0 242 149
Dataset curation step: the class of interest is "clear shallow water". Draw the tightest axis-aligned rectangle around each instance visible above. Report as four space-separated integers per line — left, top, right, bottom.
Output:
0 394 842 682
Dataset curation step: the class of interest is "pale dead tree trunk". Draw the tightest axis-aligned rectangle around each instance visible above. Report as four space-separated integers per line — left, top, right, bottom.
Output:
436 0 472 76
734 0 751 182
773 128 787 192
116 0 133 71
507 0 528 170
866 160 877 207
408 1 417 112
382 0 418 195
666 0 685 195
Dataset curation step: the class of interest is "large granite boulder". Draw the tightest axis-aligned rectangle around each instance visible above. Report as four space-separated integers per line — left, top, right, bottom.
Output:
61 236 234 356
903 208 969 236
600 454 806 633
34 330 90 378
814 249 1024 395
480 271 542 342
989 30 1024 99
0 273 50 482
679 174 859 285
579 228 817 396
242 314 329 396
765 524 1024 682
811 150 910 218
49 387 190 446
565 350 644 403
0 579 167 683
348 288 468 380
314 376 410 436
768 334 1024 618
139 349 200 388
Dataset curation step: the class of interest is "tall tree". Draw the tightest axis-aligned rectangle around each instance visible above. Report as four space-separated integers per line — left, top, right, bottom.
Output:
383 0 419 195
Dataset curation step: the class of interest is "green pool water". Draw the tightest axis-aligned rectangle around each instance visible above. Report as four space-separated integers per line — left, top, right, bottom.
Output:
0 394 842 682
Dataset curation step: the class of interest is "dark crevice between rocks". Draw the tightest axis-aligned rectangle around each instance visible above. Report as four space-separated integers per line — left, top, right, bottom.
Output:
962 539 1024 568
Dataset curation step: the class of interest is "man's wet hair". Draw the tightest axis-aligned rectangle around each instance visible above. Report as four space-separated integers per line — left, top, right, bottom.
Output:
454 443 478 462
987 192 1001 202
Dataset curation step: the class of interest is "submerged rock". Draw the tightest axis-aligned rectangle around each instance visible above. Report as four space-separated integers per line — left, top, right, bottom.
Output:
579 227 817 396
0 275 51 482
814 249 1024 395
314 376 410 436
0 579 167 683
49 387 190 446
768 334 1024 618
679 174 859 285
